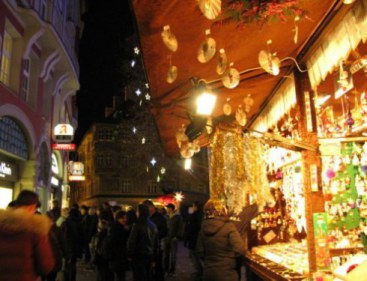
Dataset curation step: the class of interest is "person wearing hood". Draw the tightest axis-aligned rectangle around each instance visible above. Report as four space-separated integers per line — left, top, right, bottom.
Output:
0 190 55 281
196 199 246 281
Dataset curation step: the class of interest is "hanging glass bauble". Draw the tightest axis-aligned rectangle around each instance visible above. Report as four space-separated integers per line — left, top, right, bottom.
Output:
192 140 201 153
326 168 336 179
235 105 247 126
222 66 240 89
345 111 355 127
243 94 254 113
197 36 216 63
180 146 195 159
198 0 221 20
216 48 227 75
223 98 232 115
166 65 178 84
161 25 178 52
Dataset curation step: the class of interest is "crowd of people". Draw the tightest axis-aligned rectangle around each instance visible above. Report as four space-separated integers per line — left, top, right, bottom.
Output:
0 190 259 281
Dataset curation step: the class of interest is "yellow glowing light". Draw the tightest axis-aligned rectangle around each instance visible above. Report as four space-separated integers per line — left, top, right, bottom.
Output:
196 92 217 115
174 192 184 202
184 158 192 170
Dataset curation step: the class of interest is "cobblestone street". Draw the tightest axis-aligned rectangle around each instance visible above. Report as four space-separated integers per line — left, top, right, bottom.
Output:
75 241 194 281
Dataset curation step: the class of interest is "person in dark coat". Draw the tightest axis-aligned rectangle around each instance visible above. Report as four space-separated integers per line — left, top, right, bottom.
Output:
196 199 246 281
144 200 168 281
185 201 203 281
127 204 159 281
164 203 183 276
93 219 113 281
102 210 130 281
48 199 61 223
82 206 98 263
61 208 84 281
0 190 55 281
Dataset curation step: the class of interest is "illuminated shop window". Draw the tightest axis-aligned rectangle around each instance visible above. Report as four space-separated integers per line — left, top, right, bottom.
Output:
0 116 28 159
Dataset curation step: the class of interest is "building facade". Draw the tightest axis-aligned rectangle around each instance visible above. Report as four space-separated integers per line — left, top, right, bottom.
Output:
0 0 81 211
71 95 209 208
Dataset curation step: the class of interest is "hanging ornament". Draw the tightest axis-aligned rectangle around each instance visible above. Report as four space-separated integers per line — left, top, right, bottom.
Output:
235 105 247 126
258 40 280 76
293 16 300 44
243 94 254 113
198 0 221 20
192 139 201 153
222 62 240 89
161 25 178 52
216 48 228 75
197 29 216 63
180 142 195 159
345 111 355 129
176 125 188 148
166 65 178 84
206 117 213 134
223 98 232 115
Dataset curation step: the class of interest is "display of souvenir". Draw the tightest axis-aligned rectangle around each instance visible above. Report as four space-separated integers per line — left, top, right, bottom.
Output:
222 63 240 89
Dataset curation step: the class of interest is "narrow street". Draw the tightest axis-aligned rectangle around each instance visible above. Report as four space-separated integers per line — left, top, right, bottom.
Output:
76 241 194 281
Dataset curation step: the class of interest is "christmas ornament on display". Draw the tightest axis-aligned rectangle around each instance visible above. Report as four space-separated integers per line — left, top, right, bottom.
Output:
258 40 280 76
243 94 254 113
235 105 247 126
166 65 178 84
161 25 178 52
222 62 240 89
223 98 232 116
216 48 228 75
176 125 188 148
198 0 221 20
197 29 216 63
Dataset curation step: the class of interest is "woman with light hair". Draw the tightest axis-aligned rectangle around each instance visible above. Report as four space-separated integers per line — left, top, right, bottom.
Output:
196 199 246 281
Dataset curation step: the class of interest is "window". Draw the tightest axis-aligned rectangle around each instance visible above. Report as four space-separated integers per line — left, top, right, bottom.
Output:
20 59 30 101
0 32 12 85
96 154 112 167
97 129 113 140
120 179 131 193
0 116 28 159
148 180 158 194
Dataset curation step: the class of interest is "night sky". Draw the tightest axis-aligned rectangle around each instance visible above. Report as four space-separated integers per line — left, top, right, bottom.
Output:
75 0 134 144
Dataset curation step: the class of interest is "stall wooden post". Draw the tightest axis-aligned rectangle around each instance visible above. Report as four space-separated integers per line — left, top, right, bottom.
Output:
294 70 325 274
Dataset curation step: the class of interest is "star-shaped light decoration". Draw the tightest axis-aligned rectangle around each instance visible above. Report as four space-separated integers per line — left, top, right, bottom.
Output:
157 175 161 182
131 60 136 68
145 93 151 101
160 167 166 174
150 157 157 166
142 137 146 144
139 100 143 106
132 127 137 134
146 166 149 173
134 46 140 55
135 89 142 96
174 192 184 202
145 83 149 89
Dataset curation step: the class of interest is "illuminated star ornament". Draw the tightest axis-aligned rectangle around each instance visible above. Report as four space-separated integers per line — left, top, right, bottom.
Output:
174 192 184 202
150 157 157 166
145 93 151 101
132 127 137 134
160 167 166 174
134 46 140 55
135 89 141 96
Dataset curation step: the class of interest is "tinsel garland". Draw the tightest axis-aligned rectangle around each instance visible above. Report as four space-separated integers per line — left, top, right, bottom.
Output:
210 129 271 214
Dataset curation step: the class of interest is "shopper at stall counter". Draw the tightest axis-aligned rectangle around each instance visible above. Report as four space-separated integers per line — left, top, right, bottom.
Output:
196 199 246 281
0 190 55 281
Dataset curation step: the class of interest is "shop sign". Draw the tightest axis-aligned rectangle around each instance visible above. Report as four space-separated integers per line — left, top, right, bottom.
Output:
51 143 76 151
350 57 367 74
53 123 74 143
0 162 12 178
68 161 85 181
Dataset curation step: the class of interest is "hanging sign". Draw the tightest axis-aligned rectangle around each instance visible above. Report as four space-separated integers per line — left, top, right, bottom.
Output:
53 123 74 143
68 161 85 181
52 143 76 151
